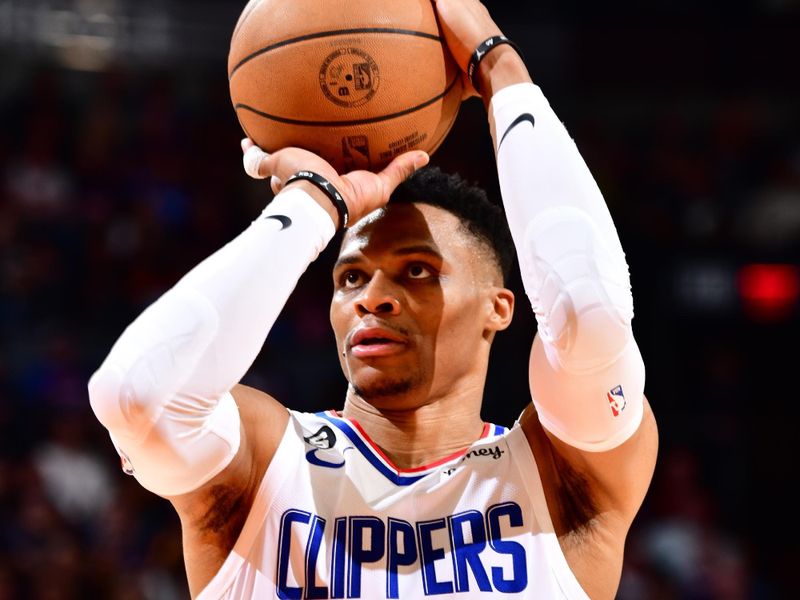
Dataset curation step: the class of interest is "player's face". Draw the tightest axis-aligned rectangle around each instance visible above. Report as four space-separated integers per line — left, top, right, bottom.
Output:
330 203 511 408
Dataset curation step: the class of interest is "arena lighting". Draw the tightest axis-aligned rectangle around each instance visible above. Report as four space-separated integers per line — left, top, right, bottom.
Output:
0 0 231 67
737 263 800 322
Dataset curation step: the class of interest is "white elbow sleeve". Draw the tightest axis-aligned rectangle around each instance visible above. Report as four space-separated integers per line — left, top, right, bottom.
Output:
88 288 241 496
530 331 645 453
88 189 335 495
491 83 645 451
523 208 644 452
521 206 633 370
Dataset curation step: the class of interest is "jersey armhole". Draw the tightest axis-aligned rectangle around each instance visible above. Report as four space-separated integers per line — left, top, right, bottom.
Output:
196 410 299 600
505 424 591 600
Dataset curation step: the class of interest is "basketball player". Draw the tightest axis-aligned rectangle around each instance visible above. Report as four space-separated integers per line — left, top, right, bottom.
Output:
88 1 657 598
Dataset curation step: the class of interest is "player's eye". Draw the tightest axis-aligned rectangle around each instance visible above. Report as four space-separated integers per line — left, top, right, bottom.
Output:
407 263 433 280
341 270 365 288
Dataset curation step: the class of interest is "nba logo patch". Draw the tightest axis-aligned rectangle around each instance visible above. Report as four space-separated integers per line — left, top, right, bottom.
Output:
607 385 627 417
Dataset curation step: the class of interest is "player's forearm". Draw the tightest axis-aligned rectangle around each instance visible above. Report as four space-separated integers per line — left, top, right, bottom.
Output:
88 189 335 495
170 189 334 394
476 46 532 108
489 82 631 366
488 82 645 452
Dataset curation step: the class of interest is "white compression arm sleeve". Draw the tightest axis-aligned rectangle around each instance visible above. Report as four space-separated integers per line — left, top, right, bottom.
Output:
490 83 645 452
88 189 335 496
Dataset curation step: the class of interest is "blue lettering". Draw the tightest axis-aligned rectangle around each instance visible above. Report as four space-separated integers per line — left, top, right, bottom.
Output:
330 517 347 599
386 518 417 599
448 511 491 592
417 519 453 595
486 503 528 593
275 504 528 599
348 517 385 598
277 510 312 600
304 515 327 599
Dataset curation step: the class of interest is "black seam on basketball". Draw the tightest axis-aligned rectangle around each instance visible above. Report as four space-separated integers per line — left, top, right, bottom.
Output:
229 28 442 80
234 75 460 128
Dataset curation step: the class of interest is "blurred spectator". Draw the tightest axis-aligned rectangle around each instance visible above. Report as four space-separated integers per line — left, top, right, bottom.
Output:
34 412 114 525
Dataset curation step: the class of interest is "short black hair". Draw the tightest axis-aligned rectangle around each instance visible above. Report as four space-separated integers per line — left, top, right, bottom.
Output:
389 166 516 283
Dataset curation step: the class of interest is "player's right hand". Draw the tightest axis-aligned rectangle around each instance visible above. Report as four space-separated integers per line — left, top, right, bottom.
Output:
242 139 429 227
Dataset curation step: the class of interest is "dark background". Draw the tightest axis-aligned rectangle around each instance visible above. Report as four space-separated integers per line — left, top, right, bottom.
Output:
1 0 798 598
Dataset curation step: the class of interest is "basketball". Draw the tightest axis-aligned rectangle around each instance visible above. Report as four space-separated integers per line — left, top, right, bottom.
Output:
228 0 463 173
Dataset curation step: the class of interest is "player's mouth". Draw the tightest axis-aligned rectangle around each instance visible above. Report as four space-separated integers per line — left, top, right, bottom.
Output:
348 327 408 358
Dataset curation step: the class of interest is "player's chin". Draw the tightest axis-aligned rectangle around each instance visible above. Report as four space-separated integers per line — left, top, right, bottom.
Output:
349 362 409 383
348 367 420 402
351 380 416 403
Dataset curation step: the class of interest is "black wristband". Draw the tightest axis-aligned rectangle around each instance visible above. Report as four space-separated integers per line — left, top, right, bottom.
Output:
467 35 524 93
284 170 349 229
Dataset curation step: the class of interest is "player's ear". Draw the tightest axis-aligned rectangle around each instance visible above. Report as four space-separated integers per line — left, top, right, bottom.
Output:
485 287 514 334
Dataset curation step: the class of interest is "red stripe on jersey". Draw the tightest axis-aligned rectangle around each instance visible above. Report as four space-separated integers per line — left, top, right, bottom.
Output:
330 410 491 474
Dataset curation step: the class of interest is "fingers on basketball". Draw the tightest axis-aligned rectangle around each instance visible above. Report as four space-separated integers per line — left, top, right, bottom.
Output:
229 0 462 172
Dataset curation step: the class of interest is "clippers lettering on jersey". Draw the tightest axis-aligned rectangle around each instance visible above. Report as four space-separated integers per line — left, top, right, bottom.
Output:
276 502 528 598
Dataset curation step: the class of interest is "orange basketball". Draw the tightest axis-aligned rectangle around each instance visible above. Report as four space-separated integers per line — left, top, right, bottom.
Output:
228 0 463 173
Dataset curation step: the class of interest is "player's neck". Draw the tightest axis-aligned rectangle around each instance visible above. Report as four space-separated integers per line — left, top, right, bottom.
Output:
341 385 486 471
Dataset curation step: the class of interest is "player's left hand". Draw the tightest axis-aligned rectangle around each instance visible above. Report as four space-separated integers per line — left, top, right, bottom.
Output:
241 139 429 226
433 0 503 98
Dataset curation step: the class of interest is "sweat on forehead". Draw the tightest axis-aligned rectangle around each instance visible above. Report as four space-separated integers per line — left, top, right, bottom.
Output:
341 202 463 249
384 166 515 283
337 202 503 281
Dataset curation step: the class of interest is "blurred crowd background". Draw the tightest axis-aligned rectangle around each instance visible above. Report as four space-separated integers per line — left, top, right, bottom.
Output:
1 0 798 598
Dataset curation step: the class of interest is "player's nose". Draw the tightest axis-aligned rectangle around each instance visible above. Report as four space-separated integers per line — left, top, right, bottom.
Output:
354 271 401 317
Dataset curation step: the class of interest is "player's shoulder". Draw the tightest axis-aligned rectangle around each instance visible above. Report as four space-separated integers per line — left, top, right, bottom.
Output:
228 388 331 439
231 384 288 426
231 383 283 408
230 384 290 467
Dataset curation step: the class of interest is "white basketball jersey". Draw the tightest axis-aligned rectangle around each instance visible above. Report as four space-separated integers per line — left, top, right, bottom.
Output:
197 410 588 600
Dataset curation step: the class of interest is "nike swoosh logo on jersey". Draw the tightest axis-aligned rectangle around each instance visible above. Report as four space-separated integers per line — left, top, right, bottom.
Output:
499 113 536 149
264 215 292 230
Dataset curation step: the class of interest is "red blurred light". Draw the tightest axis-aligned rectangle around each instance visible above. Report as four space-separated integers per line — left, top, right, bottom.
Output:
738 264 800 322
